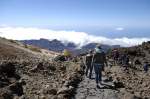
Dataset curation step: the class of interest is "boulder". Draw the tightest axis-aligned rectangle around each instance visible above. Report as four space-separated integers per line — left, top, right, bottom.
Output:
53 55 66 62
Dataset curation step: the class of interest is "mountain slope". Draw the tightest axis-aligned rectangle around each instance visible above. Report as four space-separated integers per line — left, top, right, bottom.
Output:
106 41 150 98
0 37 83 99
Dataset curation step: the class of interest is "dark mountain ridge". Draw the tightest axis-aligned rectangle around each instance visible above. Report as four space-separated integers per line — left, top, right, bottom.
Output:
21 38 120 54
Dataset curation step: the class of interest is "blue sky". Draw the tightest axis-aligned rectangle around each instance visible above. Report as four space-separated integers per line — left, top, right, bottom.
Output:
0 0 150 38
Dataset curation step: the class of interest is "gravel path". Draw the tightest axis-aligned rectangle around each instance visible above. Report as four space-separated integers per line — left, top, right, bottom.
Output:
74 73 120 99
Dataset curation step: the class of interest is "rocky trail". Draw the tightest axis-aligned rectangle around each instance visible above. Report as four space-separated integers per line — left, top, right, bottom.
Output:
74 62 150 99
74 73 119 99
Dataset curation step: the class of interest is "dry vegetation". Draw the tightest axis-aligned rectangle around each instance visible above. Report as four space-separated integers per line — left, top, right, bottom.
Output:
26 45 41 53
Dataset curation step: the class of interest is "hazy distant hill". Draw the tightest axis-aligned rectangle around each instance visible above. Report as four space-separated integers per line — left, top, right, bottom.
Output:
21 38 120 54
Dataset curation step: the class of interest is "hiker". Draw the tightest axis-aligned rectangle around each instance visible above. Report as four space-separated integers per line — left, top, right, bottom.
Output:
143 61 149 73
91 44 108 88
112 49 119 65
119 54 125 65
122 54 129 71
118 55 123 65
63 49 71 61
85 50 93 79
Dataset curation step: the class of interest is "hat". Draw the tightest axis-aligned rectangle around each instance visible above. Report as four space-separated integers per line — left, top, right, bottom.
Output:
96 44 102 49
89 49 93 54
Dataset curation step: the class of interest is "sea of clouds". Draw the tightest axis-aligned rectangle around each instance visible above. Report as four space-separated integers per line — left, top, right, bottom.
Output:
0 26 150 47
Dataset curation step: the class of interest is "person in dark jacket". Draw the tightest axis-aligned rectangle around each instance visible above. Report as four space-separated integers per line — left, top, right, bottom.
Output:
85 50 93 79
91 44 108 88
122 54 129 71
144 61 149 73
112 49 119 65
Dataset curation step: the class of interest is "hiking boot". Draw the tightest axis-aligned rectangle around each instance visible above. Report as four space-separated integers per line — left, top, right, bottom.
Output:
96 84 100 89
99 84 104 88
89 76 92 79
99 81 104 85
85 74 88 78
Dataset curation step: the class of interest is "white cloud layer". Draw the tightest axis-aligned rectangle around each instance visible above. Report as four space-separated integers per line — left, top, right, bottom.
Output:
0 26 150 47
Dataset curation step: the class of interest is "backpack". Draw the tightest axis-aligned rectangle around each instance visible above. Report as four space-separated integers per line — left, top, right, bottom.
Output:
85 54 93 64
93 51 106 64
